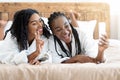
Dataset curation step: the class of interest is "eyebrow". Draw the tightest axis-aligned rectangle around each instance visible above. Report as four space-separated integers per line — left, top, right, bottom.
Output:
29 20 37 23
64 21 68 25
29 18 41 23
54 26 60 30
54 21 68 29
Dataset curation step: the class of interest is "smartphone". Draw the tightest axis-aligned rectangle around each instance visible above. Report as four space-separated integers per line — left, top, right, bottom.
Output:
99 22 106 37
38 57 48 62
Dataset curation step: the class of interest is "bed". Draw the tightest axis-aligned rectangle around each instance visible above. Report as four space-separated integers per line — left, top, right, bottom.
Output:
0 2 120 80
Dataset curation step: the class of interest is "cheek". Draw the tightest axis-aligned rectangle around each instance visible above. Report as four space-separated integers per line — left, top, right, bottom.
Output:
69 29 72 34
54 32 62 39
28 26 37 34
67 27 72 34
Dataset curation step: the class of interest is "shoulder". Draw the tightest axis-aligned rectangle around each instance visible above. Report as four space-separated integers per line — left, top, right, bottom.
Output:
48 35 54 44
74 27 87 37
41 35 49 41
4 32 17 45
48 35 54 41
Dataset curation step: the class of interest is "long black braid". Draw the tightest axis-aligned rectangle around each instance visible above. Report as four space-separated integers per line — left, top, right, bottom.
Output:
48 12 81 58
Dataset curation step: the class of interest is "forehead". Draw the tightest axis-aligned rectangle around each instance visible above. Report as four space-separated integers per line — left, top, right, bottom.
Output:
29 13 40 21
52 16 69 26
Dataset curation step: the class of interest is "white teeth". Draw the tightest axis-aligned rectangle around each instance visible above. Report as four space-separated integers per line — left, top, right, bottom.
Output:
38 29 42 31
64 34 69 39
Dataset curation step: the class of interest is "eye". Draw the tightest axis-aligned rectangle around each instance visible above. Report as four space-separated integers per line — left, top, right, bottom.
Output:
39 18 43 22
31 22 37 25
56 29 62 32
65 25 69 29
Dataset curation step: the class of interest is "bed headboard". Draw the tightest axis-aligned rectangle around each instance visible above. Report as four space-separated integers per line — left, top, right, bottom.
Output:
0 2 110 39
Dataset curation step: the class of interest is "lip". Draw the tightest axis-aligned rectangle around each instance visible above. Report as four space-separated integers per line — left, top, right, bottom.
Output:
38 28 43 32
63 33 71 40
37 28 43 35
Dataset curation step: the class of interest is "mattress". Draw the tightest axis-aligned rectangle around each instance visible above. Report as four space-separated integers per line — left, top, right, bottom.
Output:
0 39 120 80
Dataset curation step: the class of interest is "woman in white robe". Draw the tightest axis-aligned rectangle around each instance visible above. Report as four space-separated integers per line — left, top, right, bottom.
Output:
48 12 109 63
0 9 52 65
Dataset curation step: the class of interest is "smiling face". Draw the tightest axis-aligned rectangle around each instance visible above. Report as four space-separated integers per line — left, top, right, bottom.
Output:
51 16 72 44
28 13 43 40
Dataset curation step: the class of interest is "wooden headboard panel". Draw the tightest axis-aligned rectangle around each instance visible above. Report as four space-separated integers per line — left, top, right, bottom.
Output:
0 2 110 39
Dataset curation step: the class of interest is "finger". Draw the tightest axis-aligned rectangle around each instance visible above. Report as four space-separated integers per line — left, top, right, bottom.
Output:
36 31 39 40
29 60 35 65
101 34 108 39
35 32 37 40
29 60 33 64
34 60 40 65
99 39 108 45
100 35 106 41
99 34 108 43
40 40 44 46
32 59 39 65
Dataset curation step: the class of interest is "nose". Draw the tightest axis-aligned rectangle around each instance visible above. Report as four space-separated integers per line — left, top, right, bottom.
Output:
62 28 69 35
38 21 43 28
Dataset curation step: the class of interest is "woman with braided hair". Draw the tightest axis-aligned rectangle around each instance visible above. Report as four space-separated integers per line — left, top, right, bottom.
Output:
48 12 109 63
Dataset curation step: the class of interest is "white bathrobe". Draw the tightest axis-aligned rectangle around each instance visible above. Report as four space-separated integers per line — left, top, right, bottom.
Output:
49 28 98 63
0 32 52 65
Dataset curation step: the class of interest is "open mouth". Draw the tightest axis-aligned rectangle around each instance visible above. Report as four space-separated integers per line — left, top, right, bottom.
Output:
63 32 71 41
37 28 43 35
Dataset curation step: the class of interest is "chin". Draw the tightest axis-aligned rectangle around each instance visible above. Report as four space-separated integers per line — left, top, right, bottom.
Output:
63 39 71 44
39 32 43 35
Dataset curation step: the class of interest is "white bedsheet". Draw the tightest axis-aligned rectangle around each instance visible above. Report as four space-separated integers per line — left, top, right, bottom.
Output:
0 39 120 80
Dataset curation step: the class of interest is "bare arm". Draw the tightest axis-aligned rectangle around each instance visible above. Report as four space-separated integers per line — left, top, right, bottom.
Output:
62 34 109 64
62 55 96 63
27 31 44 63
95 34 109 62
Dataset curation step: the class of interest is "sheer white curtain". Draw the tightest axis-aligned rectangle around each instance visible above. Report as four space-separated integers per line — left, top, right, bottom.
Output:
108 1 120 40
118 16 120 40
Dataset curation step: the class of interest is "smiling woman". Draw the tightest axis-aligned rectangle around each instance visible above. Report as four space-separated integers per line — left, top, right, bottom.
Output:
0 8 51 65
0 3 117 80
48 12 108 63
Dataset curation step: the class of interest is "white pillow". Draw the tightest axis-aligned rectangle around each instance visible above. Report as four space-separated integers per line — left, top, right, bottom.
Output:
5 18 96 39
4 21 12 34
77 20 97 39
41 17 48 26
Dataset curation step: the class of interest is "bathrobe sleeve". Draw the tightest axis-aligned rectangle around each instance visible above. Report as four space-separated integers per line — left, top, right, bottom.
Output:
48 36 70 63
0 33 28 65
25 36 52 64
76 28 99 58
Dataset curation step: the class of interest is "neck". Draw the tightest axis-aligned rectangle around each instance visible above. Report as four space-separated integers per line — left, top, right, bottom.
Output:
28 35 34 46
66 42 72 53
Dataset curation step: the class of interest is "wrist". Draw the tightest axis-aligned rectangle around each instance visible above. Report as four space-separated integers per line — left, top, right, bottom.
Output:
35 50 40 55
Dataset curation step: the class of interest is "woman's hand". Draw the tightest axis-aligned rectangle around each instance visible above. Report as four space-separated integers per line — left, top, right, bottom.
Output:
29 59 40 65
35 31 44 54
98 34 109 52
95 34 109 62
73 55 95 63
62 55 95 63
28 31 44 63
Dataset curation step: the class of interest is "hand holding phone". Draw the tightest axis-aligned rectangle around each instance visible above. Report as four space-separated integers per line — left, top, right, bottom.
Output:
38 56 48 62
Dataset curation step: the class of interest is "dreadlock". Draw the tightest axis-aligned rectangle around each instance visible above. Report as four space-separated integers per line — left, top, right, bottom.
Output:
48 12 81 57
4 9 51 51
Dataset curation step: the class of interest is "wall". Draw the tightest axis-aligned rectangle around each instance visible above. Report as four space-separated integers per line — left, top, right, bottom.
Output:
0 0 120 40
0 0 102 2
